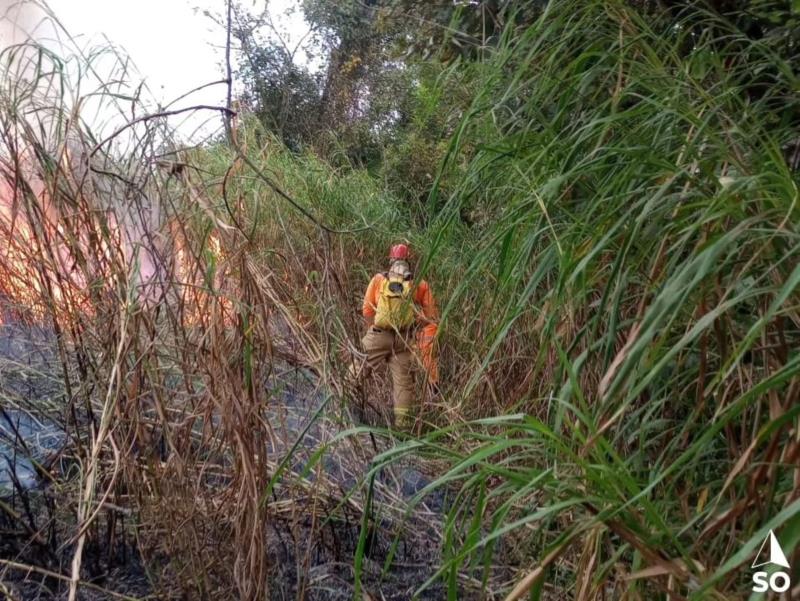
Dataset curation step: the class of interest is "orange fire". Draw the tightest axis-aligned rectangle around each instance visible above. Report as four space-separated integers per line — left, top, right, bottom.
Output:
170 224 236 328
0 170 233 328
0 174 80 323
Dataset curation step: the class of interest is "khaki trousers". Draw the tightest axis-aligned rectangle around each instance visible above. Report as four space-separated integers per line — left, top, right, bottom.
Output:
361 327 414 419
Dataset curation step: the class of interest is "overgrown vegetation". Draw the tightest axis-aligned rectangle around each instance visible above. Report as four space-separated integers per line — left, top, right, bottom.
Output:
1 0 798 599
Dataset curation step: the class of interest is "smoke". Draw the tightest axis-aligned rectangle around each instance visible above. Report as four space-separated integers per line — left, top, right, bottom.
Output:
0 1 170 311
0 1 63 55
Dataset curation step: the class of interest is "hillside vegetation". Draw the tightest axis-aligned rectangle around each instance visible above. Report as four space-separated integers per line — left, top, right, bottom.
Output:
0 0 798 599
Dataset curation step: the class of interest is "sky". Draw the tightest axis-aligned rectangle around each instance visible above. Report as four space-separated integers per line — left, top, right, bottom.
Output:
50 0 226 104
0 0 313 140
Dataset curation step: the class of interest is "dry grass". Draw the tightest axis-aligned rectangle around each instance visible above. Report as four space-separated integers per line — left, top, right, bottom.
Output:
0 26 448 600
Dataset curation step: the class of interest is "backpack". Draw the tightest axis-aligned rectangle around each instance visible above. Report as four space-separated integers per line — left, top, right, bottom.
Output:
374 273 415 330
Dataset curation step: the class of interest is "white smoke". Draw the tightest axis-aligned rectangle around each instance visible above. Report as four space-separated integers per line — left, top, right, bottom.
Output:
0 1 171 309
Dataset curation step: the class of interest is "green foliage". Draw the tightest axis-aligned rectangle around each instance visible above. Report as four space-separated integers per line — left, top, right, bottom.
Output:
224 2 800 594
381 131 448 211
325 0 800 597
236 38 322 150
216 1 800 596
6 0 797 596
237 0 516 169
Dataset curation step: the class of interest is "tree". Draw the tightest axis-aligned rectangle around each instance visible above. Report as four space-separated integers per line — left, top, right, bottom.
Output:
233 2 323 150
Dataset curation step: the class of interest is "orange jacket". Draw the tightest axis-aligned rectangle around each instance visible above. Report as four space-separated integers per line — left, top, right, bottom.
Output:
362 273 437 322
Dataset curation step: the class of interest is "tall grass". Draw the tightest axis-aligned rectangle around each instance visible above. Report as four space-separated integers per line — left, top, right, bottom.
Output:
0 23 443 599
1 0 798 599
0 26 386 598
367 1 800 598
208 2 800 596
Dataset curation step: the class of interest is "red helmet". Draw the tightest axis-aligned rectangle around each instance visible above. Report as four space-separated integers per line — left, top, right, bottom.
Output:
389 243 410 260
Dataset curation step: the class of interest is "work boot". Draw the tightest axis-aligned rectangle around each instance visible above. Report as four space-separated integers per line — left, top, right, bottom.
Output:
393 406 414 431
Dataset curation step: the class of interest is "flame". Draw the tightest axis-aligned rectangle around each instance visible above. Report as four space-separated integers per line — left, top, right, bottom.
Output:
170 224 235 328
1 178 73 322
1 207 233 328
0 151 234 330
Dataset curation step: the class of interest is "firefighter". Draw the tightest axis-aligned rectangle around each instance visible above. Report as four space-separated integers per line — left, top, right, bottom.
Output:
361 243 439 427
